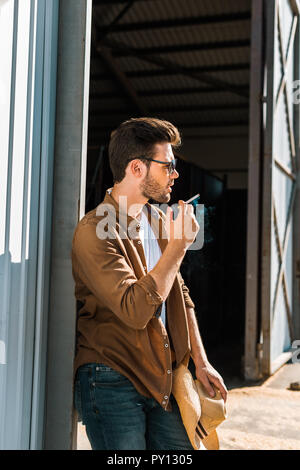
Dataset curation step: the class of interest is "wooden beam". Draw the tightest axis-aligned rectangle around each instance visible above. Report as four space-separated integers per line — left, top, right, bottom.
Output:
289 0 300 15
89 103 249 117
97 45 149 114
93 0 153 4
91 62 251 80
276 8 297 162
245 0 264 381
92 11 149 115
110 39 251 57
88 133 249 145
202 168 248 173
274 157 296 180
96 11 251 33
275 16 297 106
97 0 136 41
100 37 249 99
89 120 249 134
270 351 293 375
180 133 248 139
261 0 276 377
293 0 300 341
271 196 295 342
89 85 249 99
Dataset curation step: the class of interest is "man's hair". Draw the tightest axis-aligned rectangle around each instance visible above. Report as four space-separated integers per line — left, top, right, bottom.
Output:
108 117 181 183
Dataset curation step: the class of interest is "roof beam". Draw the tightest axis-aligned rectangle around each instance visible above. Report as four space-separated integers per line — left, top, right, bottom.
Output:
98 0 136 41
110 39 250 57
88 133 249 145
97 46 149 114
90 84 249 99
97 11 251 33
89 103 249 117
93 0 154 4
89 120 249 133
206 168 248 173
290 0 300 15
98 37 249 98
92 11 149 114
91 62 250 80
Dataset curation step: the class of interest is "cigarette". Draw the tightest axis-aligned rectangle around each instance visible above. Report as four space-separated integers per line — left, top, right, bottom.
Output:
184 193 200 204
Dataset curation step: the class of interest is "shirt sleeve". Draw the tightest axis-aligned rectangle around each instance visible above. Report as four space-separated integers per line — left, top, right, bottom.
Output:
154 205 195 310
72 222 164 330
177 271 195 309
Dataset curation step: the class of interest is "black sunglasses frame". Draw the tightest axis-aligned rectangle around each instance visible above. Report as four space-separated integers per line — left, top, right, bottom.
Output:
135 156 177 174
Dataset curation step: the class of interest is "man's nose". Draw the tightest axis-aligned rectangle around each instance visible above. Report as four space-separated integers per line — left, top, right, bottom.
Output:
171 169 179 179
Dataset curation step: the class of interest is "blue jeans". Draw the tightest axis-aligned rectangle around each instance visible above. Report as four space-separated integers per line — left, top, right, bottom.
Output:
74 363 193 450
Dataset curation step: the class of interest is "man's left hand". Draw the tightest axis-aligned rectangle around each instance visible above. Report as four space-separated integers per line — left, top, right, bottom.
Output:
195 361 228 403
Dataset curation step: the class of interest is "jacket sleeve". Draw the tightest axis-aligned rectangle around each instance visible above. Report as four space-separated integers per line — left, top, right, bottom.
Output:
72 222 164 330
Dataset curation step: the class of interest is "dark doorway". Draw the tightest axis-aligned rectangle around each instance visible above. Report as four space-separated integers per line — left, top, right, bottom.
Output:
86 0 251 381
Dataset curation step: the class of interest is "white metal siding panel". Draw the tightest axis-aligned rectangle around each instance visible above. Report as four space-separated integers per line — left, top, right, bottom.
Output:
0 0 58 449
262 0 298 374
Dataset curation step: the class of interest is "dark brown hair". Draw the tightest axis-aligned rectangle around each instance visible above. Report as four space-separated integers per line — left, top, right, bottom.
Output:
108 117 181 183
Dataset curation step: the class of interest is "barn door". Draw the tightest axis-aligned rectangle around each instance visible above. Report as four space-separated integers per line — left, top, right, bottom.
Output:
262 0 300 375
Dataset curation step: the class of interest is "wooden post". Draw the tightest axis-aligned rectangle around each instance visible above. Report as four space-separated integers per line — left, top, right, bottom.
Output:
244 0 264 380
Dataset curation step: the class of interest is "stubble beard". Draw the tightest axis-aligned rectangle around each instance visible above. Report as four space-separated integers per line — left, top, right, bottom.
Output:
139 170 171 203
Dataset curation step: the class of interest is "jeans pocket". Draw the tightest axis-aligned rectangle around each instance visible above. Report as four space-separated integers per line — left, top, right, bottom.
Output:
93 367 130 387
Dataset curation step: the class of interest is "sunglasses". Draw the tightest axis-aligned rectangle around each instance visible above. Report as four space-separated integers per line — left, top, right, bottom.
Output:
137 157 177 175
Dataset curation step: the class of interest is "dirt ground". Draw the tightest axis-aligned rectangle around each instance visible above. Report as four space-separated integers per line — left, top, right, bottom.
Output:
77 363 300 451
218 363 300 450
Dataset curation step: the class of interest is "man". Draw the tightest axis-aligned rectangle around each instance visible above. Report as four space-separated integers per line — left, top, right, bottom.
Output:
72 117 227 450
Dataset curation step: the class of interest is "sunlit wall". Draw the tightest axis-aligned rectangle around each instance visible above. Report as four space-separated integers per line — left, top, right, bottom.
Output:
0 0 58 449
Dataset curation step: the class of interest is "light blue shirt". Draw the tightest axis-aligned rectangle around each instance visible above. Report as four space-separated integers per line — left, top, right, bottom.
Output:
139 207 166 326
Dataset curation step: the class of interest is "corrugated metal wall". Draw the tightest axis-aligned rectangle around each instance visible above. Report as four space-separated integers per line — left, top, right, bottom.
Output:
0 0 58 449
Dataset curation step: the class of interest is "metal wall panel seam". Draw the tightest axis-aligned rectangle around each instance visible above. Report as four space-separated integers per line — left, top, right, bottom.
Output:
26 0 46 449
4 0 32 448
30 0 59 450
15 0 39 449
0 0 19 451
79 0 92 222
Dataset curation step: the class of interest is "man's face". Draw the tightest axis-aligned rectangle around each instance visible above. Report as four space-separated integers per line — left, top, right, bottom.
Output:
139 142 179 203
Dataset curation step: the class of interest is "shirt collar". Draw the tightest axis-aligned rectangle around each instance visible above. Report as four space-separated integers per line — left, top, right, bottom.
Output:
103 187 158 224
103 188 167 252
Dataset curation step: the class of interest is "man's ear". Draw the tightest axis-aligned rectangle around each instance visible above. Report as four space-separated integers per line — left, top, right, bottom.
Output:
129 159 145 178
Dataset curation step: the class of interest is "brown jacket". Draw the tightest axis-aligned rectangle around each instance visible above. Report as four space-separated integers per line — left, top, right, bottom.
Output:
72 188 195 411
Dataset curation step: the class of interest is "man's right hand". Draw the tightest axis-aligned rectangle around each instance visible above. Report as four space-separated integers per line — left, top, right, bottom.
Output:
166 200 200 251
149 200 199 301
